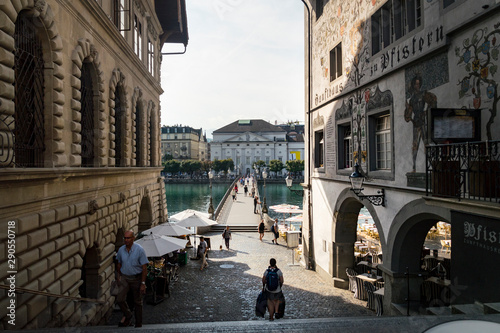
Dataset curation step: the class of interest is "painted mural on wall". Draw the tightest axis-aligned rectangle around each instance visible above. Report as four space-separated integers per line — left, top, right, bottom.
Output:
403 54 448 172
455 21 500 140
333 85 393 173
312 0 446 108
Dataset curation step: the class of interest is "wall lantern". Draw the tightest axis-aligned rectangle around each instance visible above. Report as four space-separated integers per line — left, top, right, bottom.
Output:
349 163 385 207
285 175 304 196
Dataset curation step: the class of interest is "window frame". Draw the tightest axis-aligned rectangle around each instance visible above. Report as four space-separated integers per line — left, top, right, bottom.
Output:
367 109 394 179
337 121 352 171
133 14 143 61
114 0 131 34
371 0 423 56
314 130 325 170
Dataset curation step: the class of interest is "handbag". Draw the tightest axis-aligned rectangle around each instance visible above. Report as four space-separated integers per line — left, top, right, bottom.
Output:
110 279 128 302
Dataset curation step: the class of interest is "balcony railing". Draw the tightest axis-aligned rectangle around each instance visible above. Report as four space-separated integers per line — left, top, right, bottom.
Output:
426 141 499 203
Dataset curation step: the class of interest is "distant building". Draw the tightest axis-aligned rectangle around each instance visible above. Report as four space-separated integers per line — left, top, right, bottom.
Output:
211 119 304 175
161 125 208 160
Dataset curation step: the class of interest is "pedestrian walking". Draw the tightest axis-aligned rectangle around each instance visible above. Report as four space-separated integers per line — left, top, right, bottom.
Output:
231 187 236 201
251 186 256 198
199 236 209 270
258 219 265 241
115 230 149 328
262 258 284 321
222 226 232 250
244 184 248 196
253 195 260 214
272 219 279 245
235 184 238 193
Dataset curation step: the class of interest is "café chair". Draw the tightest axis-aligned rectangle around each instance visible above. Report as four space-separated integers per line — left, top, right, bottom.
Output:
346 268 357 293
364 281 376 310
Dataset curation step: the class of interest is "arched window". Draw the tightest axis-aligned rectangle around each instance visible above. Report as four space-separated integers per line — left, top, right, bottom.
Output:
14 12 45 167
135 103 143 166
114 85 125 167
81 61 95 167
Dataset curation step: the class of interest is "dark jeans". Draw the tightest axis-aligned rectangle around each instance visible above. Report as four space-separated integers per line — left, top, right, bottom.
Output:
117 275 143 326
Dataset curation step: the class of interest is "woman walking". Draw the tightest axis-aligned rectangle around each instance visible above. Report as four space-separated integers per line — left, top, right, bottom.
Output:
258 219 265 241
222 226 232 250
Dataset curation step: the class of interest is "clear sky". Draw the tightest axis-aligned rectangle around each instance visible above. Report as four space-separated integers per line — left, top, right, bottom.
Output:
160 1 305 139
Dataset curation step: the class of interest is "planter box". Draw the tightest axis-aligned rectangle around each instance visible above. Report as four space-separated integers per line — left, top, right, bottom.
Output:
432 161 461 197
469 160 500 198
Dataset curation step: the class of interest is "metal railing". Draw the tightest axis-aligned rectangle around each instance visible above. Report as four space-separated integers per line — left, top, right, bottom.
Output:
425 141 499 203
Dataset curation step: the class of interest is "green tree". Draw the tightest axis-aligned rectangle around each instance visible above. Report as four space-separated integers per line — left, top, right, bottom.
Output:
163 159 181 175
221 158 234 174
269 159 285 177
201 160 212 174
162 153 173 162
212 159 223 174
285 160 304 177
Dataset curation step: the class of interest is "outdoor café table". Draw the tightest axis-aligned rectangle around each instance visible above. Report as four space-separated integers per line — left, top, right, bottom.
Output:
354 273 383 300
424 276 451 305
357 260 378 274
373 287 385 316
423 255 444 271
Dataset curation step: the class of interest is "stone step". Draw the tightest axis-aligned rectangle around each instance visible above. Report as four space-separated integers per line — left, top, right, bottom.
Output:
391 302 423 316
211 225 263 232
484 303 500 314
451 303 484 315
427 306 453 316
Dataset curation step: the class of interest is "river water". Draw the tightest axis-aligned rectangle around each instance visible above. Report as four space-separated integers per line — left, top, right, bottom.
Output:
164 182 304 219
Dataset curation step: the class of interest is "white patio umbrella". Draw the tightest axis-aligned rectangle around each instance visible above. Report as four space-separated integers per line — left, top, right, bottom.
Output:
143 223 194 237
269 204 300 211
285 214 303 222
135 234 188 257
170 209 217 257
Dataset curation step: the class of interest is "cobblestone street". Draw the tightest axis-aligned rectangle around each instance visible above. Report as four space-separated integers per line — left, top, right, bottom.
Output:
107 230 373 326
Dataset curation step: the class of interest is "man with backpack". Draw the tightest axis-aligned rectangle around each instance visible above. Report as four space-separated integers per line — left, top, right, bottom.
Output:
262 258 284 321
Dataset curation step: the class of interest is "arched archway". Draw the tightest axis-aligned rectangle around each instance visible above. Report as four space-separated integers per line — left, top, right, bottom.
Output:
0 2 65 168
79 245 100 299
384 199 450 309
138 195 153 233
332 188 387 287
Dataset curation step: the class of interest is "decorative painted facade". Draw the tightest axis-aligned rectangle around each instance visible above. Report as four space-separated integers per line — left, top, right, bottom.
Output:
303 0 499 315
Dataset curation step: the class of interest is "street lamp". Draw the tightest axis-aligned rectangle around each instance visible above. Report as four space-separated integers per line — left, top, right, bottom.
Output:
349 163 385 206
285 175 304 196
208 169 215 219
262 168 268 214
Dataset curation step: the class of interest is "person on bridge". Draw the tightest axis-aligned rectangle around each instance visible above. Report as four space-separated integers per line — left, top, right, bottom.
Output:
262 258 284 321
258 219 265 241
254 195 260 214
231 187 236 201
115 230 149 328
222 226 232 250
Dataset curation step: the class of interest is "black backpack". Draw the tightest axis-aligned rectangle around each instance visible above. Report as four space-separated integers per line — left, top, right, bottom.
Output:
266 268 280 291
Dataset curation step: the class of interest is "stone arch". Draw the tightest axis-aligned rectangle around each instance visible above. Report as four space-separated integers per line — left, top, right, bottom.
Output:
70 38 106 167
148 101 158 167
131 87 145 166
79 245 100 299
383 199 450 305
386 199 450 274
0 0 65 167
331 187 386 287
109 68 130 166
137 194 153 233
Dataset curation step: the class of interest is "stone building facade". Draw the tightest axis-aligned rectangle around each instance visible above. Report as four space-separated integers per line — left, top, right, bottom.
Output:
211 119 304 176
160 125 208 161
302 0 500 315
0 0 187 329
